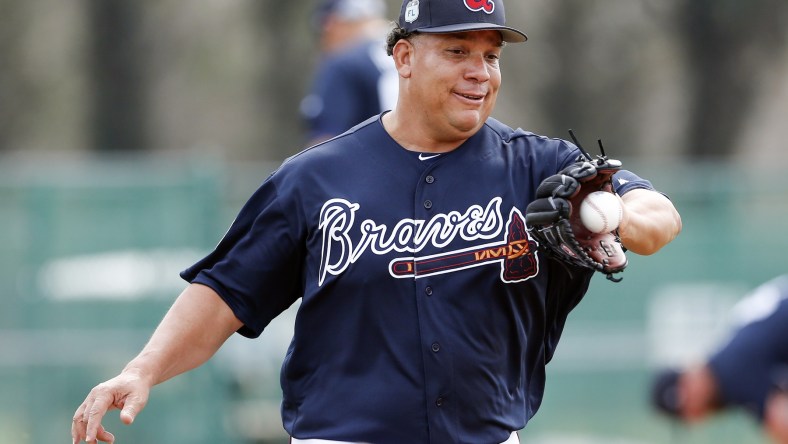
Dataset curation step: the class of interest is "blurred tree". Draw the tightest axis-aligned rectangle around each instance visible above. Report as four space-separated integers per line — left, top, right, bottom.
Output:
251 2 316 160
1 0 786 163
87 0 149 151
0 2 34 151
537 0 589 138
678 0 788 159
528 0 649 156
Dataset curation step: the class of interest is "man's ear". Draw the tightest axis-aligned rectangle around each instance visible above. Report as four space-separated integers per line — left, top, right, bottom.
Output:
391 39 414 78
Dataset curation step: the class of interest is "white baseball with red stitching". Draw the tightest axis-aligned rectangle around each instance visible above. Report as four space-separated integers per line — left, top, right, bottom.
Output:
579 191 622 233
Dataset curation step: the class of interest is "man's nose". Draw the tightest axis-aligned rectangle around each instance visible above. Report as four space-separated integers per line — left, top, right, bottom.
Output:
464 55 491 82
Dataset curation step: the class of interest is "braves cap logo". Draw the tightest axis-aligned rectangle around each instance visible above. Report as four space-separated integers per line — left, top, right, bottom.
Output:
464 0 495 14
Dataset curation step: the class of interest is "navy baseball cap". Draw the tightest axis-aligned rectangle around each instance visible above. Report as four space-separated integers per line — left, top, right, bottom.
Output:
398 0 527 43
650 368 683 418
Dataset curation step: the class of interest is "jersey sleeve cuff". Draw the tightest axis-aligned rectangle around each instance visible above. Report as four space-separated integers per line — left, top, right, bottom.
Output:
188 273 262 338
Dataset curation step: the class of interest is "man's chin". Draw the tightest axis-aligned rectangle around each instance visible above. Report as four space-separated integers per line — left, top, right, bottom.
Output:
451 111 488 133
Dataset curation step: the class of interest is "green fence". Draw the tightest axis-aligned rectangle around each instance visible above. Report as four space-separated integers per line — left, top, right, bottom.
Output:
1 156 785 443
0 157 247 443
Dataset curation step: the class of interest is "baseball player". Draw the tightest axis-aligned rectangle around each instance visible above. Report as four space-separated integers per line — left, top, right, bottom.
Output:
72 1 682 443
652 275 788 443
300 0 398 146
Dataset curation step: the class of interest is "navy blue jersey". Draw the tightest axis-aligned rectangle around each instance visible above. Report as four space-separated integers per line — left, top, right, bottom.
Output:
708 275 788 420
300 39 398 142
182 115 656 444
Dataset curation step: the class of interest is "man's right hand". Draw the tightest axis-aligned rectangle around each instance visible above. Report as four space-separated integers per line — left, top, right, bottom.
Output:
71 369 151 444
70 284 243 443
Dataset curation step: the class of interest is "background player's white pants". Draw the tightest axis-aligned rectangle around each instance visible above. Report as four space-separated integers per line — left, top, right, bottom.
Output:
291 431 520 444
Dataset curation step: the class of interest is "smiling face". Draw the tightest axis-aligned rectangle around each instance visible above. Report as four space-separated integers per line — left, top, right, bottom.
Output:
389 30 504 149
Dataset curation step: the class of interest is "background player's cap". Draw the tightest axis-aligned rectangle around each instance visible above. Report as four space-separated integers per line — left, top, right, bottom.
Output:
650 368 683 418
315 0 387 27
398 0 527 43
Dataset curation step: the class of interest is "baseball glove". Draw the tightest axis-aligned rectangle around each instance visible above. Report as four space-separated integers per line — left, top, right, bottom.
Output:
525 131 627 282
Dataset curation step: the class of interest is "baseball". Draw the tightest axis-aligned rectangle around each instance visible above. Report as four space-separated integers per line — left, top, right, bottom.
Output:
579 191 623 233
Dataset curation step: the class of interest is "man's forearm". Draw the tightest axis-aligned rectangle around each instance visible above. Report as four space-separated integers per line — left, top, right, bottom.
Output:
619 188 682 255
122 283 243 386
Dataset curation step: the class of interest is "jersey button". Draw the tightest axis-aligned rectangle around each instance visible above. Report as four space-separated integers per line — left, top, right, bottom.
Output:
431 342 440 353
425 175 435 184
423 200 433 209
436 397 444 407
425 286 433 296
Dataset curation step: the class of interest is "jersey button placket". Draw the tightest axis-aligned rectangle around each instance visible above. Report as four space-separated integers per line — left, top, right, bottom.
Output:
415 167 452 438
423 173 435 209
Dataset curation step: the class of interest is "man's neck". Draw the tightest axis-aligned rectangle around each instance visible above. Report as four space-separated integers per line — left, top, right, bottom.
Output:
381 110 469 154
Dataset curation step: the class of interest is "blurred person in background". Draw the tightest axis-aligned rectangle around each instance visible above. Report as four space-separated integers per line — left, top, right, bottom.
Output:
299 0 399 146
652 274 788 443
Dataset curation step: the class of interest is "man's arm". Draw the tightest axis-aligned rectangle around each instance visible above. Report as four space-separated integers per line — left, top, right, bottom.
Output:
618 188 682 255
72 283 243 444
765 390 788 443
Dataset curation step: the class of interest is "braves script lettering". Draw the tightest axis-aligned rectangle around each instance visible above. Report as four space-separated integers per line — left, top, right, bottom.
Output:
318 197 504 285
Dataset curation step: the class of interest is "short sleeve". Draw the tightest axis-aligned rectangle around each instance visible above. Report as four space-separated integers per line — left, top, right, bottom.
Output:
181 176 305 338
